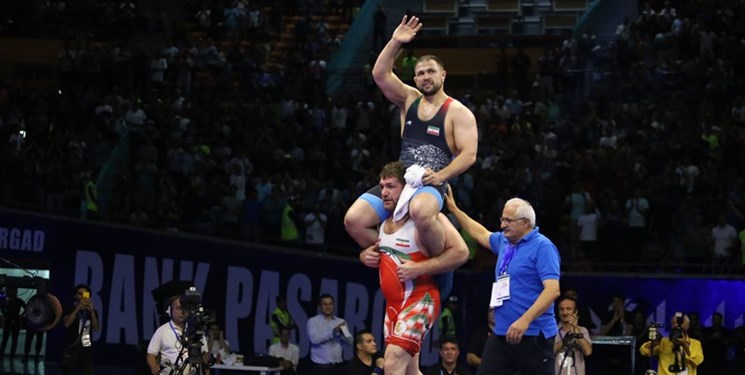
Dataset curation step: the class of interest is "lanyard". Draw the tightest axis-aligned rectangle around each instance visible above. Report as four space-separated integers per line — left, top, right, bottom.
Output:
498 243 518 275
169 321 183 349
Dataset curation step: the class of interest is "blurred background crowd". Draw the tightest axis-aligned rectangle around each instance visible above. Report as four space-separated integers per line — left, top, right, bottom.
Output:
0 0 744 275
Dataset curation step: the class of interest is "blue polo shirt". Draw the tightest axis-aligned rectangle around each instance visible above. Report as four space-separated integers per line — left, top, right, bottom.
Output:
488 227 560 338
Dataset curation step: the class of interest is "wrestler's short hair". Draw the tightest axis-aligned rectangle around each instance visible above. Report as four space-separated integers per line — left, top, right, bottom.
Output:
380 161 406 184
417 55 445 71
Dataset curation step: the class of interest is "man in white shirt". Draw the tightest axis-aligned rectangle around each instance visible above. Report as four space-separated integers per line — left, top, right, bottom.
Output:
146 295 208 375
305 204 328 247
268 327 299 374
711 214 738 270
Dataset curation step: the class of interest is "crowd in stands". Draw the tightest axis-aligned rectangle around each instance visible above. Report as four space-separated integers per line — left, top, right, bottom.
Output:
1 0 744 273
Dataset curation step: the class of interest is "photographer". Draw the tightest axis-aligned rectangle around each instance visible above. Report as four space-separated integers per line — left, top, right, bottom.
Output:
62 284 100 375
554 297 592 375
146 295 208 375
640 313 704 375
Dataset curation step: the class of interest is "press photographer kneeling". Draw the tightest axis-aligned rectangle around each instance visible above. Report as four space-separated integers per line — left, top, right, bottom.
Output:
554 296 592 375
639 313 704 375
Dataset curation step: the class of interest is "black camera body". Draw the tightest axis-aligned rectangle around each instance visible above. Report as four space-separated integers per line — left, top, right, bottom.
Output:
179 287 216 364
670 326 685 340
563 332 583 347
669 312 685 341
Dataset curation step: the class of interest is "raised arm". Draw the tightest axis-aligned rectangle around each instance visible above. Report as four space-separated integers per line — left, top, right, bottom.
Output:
372 15 422 108
445 186 493 248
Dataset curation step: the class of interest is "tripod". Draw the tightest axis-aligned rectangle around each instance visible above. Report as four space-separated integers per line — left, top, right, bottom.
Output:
168 340 206 375
559 347 577 375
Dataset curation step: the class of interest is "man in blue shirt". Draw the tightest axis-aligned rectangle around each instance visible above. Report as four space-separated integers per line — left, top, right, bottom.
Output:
306 294 352 375
446 188 561 375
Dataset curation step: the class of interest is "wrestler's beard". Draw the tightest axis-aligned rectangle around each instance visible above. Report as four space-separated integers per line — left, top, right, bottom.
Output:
417 80 442 96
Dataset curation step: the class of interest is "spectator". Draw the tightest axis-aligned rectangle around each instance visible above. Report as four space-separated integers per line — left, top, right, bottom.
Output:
700 312 731 374
576 203 601 264
599 294 633 375
438 296 459 341
270 295 297 345
206 323 231 364
423 336 472 375
304 203 328 249
306 294 351 375
345 330 383 375
554 296 592 375
268 327 299 374
711 214 738 271
624 188 650 262
0 286 25 361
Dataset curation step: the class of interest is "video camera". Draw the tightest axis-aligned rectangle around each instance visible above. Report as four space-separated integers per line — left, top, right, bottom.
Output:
179 287 216 364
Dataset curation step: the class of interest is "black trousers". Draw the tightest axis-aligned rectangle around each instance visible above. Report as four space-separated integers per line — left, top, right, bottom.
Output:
477 334 555 375
0 321 22 357
310 362 342 375
61 346 93 375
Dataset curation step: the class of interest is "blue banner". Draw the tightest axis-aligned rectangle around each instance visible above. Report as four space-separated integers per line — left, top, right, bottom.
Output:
2 209 744 368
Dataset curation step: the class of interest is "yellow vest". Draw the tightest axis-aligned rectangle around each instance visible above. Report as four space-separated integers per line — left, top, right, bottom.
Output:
281 204 298 241
85 180 98 212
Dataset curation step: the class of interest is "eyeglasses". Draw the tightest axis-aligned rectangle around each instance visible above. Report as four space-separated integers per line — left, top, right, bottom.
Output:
500 217 526 224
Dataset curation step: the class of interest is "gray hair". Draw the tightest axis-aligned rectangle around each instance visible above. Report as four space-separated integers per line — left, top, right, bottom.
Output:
505 198 536 227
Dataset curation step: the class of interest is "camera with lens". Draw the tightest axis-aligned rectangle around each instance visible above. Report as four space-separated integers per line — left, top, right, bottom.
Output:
669 312 685 341
179 287 216 364
563 332 583 347
648 322 664 341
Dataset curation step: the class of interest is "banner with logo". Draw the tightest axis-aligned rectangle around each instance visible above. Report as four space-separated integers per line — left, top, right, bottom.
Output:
2 209 744 368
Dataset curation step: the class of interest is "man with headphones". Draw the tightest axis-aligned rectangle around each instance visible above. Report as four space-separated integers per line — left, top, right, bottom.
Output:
146 294 208 375
61 284 100 375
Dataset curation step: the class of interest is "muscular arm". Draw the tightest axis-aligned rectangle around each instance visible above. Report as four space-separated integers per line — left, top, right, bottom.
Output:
427 105 478 185
445 186 493 248
398 214 468 281
372 16 422 109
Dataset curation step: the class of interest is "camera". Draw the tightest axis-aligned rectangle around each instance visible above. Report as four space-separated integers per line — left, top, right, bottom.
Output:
179 287 216 364
563 332 583 347
670 312 685 341
648 322 663 341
